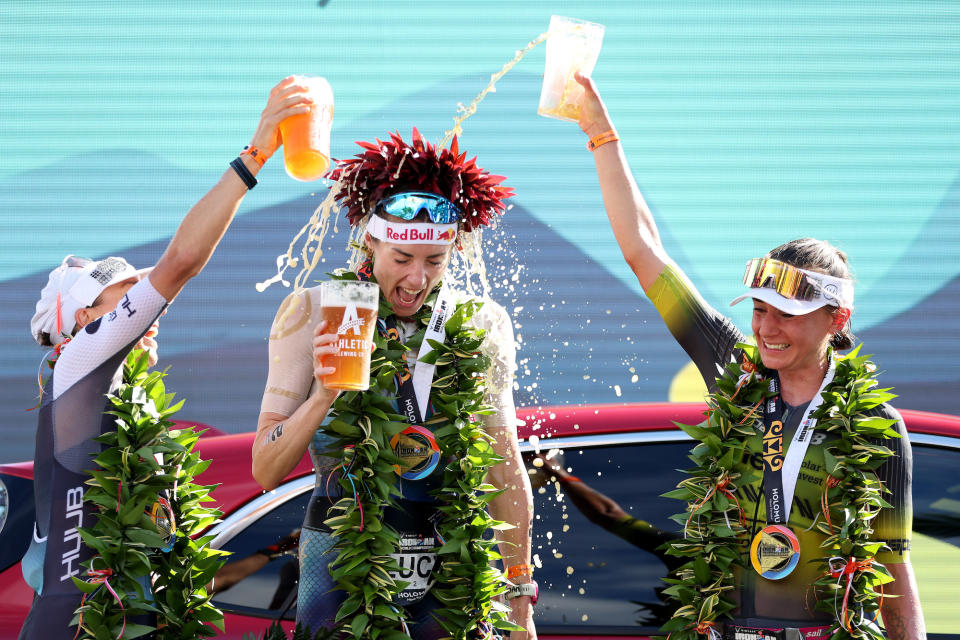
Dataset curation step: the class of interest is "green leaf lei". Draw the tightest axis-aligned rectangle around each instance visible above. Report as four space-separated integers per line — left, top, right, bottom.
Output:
321 271 518 640
71 350 227 639
244 620 338 640
660 344 898 640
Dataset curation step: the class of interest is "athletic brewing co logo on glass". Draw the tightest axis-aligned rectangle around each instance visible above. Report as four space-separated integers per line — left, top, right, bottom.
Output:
337 302 364 335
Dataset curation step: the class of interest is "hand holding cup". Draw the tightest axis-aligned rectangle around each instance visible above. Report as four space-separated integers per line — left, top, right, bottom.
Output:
313 320 342 403
248 76 317 161
573 72 615 138
537 15 605 123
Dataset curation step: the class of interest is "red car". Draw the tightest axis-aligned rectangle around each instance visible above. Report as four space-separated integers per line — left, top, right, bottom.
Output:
2 404 959 638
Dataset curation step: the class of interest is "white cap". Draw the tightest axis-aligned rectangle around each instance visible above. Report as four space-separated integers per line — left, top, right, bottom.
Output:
31 255 152 345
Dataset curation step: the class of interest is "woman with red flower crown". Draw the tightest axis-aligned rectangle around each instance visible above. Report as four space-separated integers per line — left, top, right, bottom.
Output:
251 127 536 640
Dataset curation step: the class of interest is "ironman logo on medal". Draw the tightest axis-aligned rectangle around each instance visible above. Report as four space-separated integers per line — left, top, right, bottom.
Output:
750 524 800 580
390 425 441 480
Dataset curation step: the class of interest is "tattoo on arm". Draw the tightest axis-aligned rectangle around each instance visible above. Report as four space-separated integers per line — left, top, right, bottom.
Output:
265 422 285 445
883 607 908 640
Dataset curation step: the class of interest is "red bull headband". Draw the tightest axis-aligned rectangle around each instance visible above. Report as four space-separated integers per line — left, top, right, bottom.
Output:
366 214 458 246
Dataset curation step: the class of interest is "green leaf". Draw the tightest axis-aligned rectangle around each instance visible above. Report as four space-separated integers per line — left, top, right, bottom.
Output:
120 623 158 639
350 613 369 637
693 556 711 584
125 528 168 548
492 619 526 632
660 616 692 632
662 487 695 500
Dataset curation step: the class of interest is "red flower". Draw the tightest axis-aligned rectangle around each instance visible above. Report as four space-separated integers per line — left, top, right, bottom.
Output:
329 129 514 233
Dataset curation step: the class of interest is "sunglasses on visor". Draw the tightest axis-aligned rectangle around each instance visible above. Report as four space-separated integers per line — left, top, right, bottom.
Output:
376 192 461 224
64 256 94 269
742 258 827 302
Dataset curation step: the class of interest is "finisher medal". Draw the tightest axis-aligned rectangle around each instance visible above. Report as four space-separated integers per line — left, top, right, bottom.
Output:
750 524 800 580
391 425 441 480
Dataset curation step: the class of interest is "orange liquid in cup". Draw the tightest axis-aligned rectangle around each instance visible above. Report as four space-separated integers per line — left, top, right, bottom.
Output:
319 304 377 391
279 77 334 182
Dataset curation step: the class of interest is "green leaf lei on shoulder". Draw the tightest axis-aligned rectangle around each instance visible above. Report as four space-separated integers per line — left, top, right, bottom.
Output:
660 343 899 640
321 270 518 640
72 349 227 640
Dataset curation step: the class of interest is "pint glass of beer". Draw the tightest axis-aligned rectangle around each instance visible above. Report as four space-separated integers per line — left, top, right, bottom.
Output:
319 280 379 391
279 76 334 181
538 15 605 123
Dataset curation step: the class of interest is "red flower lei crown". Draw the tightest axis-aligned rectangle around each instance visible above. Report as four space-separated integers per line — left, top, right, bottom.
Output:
328 128 514 233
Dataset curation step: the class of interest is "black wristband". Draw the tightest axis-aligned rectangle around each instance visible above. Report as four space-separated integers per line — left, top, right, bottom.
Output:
230 157 258 190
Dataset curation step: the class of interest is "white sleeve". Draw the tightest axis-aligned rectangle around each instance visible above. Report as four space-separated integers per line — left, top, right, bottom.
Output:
52 276 169 399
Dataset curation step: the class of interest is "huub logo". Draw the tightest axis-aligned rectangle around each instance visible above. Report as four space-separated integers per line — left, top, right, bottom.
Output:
60 487 84 582
337 302 364 335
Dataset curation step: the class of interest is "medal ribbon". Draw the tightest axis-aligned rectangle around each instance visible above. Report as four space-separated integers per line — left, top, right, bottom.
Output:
761 354 836 525
356 262 451 425
378 284 450 425
410 281 453 423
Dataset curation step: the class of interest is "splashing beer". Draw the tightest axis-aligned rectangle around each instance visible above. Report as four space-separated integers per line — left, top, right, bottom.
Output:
320 280 379 391
537 16 605 123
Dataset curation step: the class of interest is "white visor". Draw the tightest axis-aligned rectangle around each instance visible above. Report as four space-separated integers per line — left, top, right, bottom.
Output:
366 215 457 246
730 266 854 315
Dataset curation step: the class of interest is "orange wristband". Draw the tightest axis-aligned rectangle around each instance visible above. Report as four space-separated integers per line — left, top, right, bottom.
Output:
587 129 619 152
241 145 269 167
506 564 533 579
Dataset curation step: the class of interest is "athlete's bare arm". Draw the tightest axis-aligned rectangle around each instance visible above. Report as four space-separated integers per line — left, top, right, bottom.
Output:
252 320 340 491
882 562 926 640
478 303 536 640
149 77 314 302
575 72 671 293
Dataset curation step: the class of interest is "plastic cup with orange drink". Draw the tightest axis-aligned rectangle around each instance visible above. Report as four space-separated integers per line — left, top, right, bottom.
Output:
279 76 334 181
538 16 605 123
319 280 379 391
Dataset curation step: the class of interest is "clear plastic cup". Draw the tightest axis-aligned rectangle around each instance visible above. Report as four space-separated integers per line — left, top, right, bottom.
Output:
279 76 334 182
319 280 379 391
537 16 605 123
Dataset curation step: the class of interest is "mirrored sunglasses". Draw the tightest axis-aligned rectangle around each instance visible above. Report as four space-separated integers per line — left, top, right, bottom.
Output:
376 192 461 224
743 258 821 301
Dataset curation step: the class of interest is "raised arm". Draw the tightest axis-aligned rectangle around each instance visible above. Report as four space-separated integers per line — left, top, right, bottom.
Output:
574 72 670 292
148 76 314 302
